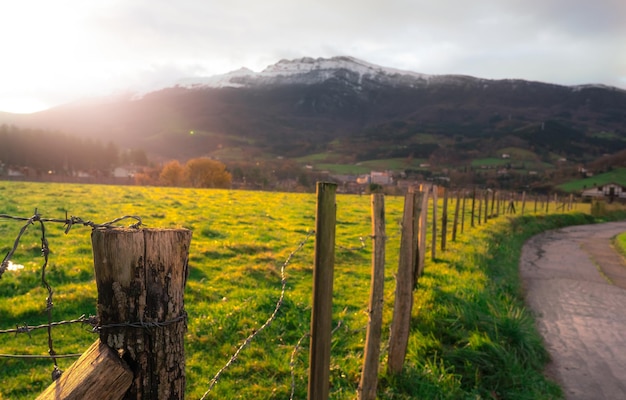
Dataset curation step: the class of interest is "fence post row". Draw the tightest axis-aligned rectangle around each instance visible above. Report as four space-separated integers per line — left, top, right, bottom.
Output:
358 193 386 400
91 228 192 400
309 182 337 400
387 187 425 375
28 183 584 400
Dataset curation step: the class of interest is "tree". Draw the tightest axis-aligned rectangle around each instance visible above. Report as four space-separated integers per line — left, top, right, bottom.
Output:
159 160 185 186
184 158 232 188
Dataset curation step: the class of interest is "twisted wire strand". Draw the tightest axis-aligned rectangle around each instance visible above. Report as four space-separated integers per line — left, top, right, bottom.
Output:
0 210 142 381
199 230 314 400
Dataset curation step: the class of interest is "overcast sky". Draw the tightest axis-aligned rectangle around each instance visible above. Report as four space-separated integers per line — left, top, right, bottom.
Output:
1 0 624 113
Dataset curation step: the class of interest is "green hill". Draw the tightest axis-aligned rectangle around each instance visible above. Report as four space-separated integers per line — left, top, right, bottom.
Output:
557 168 626 193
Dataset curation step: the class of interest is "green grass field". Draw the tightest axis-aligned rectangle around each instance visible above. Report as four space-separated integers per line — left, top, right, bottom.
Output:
0 181 608 399
557 168 626 193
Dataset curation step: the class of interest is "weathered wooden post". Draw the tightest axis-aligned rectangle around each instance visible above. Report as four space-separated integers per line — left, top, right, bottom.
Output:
388 188 423 375
37 340 133 400
441 187 448 252
460 191 466 234
477 194 482 225
309 182 337 400
521 191 526 215
416 186 429 278
92 227 192 400
483 190 488 223
452 191 461 242
470 189 476 228
431 185 438 261
490 190 496 218
358 193 386 400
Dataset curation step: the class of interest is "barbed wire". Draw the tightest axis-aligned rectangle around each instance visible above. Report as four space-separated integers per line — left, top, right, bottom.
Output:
289 331 310 400
337 236 367 251
0 211 142 279
199 229 314 400
288 320 343 400
0 210 142 381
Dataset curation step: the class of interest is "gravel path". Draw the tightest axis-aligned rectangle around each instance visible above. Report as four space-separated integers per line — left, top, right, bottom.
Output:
520 221 626 399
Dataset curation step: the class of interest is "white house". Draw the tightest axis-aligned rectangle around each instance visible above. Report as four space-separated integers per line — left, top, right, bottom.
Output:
581 183 626 199
370 171 393 185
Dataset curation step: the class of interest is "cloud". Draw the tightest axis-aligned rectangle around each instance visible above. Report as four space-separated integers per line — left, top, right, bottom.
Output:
0 0 623 111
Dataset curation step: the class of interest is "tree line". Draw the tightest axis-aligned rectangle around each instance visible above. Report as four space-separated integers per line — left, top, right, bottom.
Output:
0 124 147 176
150 158 232 188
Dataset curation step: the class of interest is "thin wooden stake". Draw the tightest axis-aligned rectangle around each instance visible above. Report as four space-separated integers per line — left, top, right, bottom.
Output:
471 189 476 228
483 190 488 223
431 186 438 261
358 194 386 400
460 191 466 234
416 187 429 278
441 188 448 252
309 182 337 400
388 188 424 375
477 195 482 225
452 191 461 242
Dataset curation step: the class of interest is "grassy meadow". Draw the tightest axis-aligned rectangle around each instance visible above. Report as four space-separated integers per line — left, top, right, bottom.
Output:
557 167 626 193
0 181 611 399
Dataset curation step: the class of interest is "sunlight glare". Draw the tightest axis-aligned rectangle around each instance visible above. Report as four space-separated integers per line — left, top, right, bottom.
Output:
0 97 50 114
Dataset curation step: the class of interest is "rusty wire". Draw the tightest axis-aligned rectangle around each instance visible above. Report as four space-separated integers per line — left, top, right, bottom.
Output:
0 210 142 381
200 229 315 400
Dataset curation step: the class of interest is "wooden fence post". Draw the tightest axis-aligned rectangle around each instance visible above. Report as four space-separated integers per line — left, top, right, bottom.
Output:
461 191 466 234
452 191 461 242
483 190 488 223
388 188 424 375
309 182 337 400
91 228 192 400
490 190 496 218
477 194 482 225
521 191 526 215
417 187 429 279
358 193 386 400
441 188 448 252
431 185 438 261
470 189 476 228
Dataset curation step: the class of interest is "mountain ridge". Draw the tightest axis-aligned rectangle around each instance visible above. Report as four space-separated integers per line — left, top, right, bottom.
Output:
1 56 625 173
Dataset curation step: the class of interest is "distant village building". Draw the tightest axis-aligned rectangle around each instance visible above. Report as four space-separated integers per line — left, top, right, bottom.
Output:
581 183 626 200
113 166 136 179
7 168 24 177
370 171 393 185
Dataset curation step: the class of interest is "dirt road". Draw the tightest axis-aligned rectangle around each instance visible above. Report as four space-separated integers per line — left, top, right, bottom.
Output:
520 221 626 399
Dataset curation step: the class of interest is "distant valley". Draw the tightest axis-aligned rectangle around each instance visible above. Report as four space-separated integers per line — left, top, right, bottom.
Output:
1 56 625 190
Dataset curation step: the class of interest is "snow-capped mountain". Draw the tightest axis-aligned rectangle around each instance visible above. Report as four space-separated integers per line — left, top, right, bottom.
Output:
176 56 624 94
176 56 436 89
2 55 625 164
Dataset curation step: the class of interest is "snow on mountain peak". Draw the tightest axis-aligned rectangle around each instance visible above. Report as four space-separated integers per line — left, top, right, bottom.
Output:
177 56 432 89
